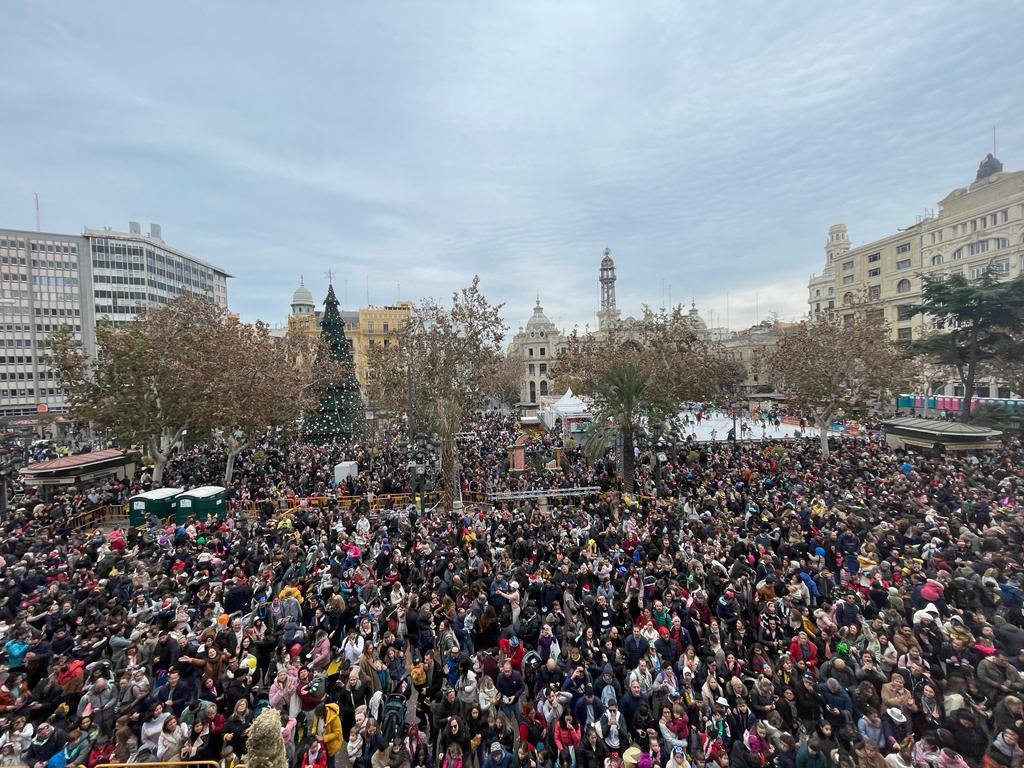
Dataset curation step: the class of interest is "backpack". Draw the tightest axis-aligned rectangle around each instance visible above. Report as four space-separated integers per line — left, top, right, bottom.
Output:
411 663 427 686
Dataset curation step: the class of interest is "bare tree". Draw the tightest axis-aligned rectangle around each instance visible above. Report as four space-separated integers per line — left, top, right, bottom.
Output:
49 296 227 483
769 309 909 457
364 276 506 507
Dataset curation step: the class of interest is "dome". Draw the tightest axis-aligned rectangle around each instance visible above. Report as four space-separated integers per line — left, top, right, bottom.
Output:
526 297 553 329
687 302 707 330
291 278 315 308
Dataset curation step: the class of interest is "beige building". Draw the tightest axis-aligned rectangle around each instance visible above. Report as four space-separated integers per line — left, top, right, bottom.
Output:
348 301 413 387
722 320 799 393
507 297 566 406
808 154 1024 398
280 279 411 389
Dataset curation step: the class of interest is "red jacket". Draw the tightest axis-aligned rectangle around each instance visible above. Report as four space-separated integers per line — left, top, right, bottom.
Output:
498 638 525 672
788 637 818 667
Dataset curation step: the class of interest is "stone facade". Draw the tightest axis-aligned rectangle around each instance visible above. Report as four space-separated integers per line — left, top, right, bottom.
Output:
807 154 1024 398
507 298 565 406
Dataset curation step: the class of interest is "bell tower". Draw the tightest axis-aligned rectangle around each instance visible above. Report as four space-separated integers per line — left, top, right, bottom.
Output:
597 247 620 329
825 224 850 264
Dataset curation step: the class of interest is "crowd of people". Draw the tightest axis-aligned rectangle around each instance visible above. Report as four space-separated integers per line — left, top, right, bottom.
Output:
1 411 1023 768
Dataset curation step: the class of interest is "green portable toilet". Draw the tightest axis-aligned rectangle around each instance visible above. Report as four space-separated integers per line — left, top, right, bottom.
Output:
128 487 183 527
176 485 227 523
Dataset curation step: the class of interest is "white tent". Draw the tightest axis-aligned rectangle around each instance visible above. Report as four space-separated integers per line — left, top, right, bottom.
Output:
542 387 591 431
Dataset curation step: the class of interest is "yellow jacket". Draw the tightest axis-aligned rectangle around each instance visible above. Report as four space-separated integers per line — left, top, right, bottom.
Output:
315 702 343 756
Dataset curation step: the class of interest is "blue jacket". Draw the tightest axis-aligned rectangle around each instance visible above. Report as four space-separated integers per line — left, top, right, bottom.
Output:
482 748 513 768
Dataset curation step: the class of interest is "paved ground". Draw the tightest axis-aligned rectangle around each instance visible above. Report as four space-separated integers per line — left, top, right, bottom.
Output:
679 413 820 443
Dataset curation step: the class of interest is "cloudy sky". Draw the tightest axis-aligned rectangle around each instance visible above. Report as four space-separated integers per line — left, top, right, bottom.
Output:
3 2 1023 336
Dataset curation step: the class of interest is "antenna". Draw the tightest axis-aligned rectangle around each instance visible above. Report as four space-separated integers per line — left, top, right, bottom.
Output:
34 193 40 232
324 269 336 285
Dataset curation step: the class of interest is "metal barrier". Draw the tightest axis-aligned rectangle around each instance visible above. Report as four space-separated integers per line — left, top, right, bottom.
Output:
66 503 128 532
486 486 602 501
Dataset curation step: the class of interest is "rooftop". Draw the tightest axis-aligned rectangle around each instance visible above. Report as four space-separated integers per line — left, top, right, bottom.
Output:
83 228 232 278
884 417 1002 437
20 448 131 476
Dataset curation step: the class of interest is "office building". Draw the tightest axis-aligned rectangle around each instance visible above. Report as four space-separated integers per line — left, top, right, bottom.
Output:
0 222 230 417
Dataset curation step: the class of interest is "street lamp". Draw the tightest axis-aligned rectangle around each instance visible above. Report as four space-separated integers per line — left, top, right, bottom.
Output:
407 432 439 517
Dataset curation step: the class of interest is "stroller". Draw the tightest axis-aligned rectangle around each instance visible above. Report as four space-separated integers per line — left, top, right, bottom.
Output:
379 692 409 744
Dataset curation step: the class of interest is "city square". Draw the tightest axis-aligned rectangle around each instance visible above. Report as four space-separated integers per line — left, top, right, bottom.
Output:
1 6 1024 768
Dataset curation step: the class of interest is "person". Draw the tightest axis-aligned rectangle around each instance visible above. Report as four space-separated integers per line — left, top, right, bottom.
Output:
483 742 513 768
2 407 1024 768
301 740 329 768
795 738 829 768
155 716 188 762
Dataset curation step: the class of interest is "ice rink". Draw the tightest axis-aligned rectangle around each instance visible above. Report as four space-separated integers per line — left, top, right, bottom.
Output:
678 412 821 443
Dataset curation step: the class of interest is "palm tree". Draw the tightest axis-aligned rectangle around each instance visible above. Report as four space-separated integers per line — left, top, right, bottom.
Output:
583 360 666 494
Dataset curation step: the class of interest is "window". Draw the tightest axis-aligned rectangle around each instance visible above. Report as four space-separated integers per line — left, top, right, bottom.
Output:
529 381 536 403
896 243 911 254
868 285 881 300
528 364 535 374
931 254 943 266
896 258 911 270
843 260 854 271
867 309 884 322
897 327 913 341
868 268 880 277
528 348 534 357
995 237 1009 249
998 386 1012 399
827 300 834 309
896 305 916 321
382 322 389 333
969 265 989 280
539 363 547 374
1002 209 1009 223
367 321 374 332
974 385 991 398
842 275 854 285
539 347 546 356
539 380 548 396
828 287 834 296
868 253 881 263
896 278 911 293
815 289 820 297
970 241 989 256
843 292 854 306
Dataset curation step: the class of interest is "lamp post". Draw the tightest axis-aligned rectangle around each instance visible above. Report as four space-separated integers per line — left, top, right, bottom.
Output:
651 421 667 495
407 432 439 517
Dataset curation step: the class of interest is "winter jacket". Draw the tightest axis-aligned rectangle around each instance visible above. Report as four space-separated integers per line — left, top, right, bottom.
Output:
314 703 343 756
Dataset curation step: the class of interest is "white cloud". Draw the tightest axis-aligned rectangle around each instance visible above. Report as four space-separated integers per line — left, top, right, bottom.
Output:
0 1 1022 332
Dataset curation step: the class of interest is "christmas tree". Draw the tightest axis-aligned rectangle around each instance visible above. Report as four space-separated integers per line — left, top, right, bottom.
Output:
304 284 362 443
